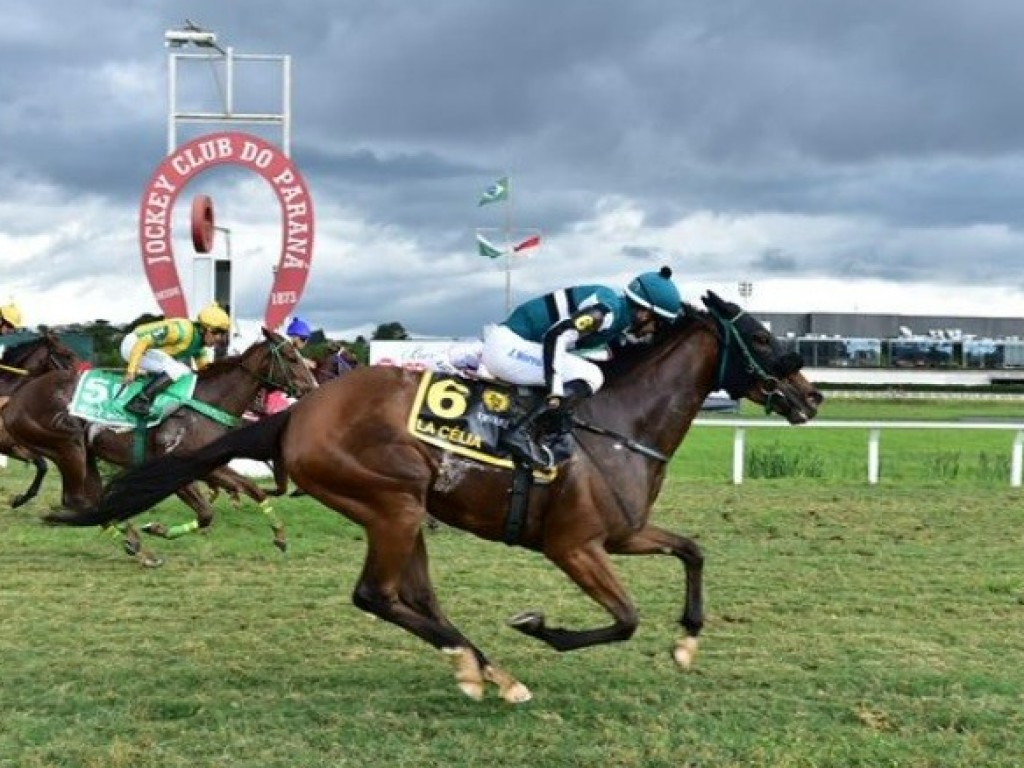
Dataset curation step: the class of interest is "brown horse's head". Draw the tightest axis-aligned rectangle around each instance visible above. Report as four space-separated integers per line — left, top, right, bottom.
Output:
258 327 319 398
1 332 79 376
701 291 822 424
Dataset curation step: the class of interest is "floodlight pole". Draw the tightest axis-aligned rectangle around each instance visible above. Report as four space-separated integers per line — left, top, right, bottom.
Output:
166 29 291 155
163 22 291 331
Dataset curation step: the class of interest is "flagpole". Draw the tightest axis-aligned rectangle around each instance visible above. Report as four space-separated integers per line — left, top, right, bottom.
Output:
504 173 513 314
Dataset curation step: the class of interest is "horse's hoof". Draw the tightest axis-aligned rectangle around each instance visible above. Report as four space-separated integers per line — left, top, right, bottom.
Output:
141 522 168 537
11 495 29 509
483 665 533 704
456 680 485 701
672 636 699 669
139 554 165 569
508 611 544 633
273 539 288 554
444 647 484 701
122 539 141 557
502 682 533 704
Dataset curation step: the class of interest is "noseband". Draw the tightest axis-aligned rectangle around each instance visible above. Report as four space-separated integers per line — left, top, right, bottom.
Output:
241 340 309 398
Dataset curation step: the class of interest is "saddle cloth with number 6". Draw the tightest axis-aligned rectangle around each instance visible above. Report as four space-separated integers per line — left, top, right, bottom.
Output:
407 371 556 480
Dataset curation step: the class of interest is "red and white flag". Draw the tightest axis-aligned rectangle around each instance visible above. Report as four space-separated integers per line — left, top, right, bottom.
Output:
513 235 541 253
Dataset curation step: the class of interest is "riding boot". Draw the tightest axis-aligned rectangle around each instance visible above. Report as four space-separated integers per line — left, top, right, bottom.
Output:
499 399 555 469
124 373 173 417
539 380 593 459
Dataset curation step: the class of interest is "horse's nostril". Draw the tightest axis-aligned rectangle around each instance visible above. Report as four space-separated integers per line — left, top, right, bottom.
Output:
809 390 824 408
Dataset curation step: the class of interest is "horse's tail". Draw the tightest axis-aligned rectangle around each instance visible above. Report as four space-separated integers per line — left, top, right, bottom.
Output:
43 410 292 527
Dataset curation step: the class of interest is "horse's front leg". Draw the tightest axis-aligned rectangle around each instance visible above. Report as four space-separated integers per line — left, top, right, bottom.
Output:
206 467 286 552
8 450 46 508
104 522 164 568
609 524 704 669
508 540 640 651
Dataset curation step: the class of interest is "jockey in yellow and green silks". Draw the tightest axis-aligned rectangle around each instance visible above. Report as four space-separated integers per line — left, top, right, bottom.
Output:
119 302 232 417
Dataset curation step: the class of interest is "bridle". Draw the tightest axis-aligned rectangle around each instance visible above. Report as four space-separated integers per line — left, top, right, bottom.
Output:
707 305 793 414
239 339 312 399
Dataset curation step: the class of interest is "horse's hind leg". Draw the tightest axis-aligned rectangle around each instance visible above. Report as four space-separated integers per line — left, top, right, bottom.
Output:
140 482 213 540
398 529 531 703
205 466 285 552
352 507 529 703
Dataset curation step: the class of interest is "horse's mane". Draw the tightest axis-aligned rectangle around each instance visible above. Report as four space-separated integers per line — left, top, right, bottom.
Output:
596 303 715 382
196 353 247 379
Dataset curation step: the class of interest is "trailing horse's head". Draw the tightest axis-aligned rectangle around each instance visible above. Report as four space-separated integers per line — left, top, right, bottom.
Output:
1 332 79 375
701 291 823 424
259 327 319 398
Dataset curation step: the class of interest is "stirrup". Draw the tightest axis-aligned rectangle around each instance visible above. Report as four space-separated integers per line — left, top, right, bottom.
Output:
508 443 554 471
501 430 553 470
124 397 152 417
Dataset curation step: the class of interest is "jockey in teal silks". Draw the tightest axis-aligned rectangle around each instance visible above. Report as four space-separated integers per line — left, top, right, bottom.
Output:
481 266 682 467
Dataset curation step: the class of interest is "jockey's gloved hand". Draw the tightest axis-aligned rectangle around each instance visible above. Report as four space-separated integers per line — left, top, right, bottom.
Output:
546 394 564 410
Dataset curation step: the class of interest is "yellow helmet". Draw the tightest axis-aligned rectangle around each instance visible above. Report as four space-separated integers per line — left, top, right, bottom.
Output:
196 302 231 332
0 303 23 328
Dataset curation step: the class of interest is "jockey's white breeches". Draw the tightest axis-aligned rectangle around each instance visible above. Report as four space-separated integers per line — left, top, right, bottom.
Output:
120 333 192 380
480 324 605 395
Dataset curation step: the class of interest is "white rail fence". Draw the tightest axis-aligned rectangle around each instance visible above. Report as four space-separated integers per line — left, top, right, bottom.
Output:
694 419 1024 487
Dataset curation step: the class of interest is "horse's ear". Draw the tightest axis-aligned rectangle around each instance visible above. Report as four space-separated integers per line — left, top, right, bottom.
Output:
701 291 723 311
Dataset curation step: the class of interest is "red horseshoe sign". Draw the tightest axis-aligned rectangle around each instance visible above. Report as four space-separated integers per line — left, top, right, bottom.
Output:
138 131 314 330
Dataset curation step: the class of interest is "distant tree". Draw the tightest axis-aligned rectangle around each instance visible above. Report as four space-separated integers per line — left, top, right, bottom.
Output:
82 320 124 368
348 337 369 365
372 322 409 341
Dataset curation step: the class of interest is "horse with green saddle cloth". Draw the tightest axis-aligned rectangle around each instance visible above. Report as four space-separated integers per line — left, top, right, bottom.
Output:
2 329 318 566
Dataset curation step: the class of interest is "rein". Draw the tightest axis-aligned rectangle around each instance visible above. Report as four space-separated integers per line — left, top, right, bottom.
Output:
571 417 669 463
0 362 28 376
238 340 305 397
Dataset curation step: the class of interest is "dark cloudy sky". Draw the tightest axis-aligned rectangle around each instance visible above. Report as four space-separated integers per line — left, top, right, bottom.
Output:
4 0 1024 338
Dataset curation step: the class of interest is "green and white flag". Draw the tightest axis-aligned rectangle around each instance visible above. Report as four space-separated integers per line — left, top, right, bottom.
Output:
476 232 505 259
478 176 509 206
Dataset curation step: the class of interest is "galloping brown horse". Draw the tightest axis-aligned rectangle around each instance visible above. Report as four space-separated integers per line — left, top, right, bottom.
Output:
54 293 821 700
0 333 80 507
5 329 317 554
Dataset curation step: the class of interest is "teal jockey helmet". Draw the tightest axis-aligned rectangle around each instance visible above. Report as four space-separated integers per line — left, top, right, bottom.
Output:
624 266 681 320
